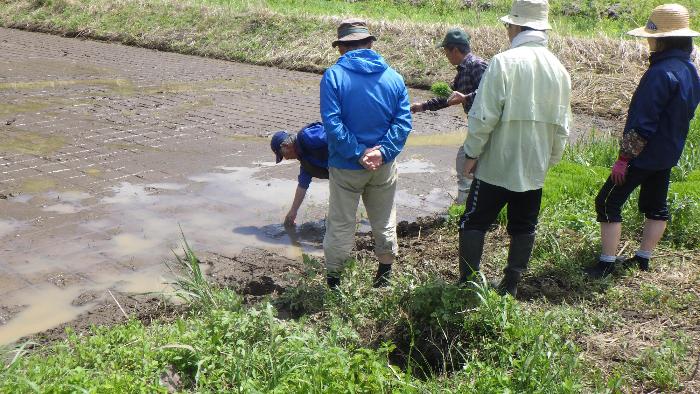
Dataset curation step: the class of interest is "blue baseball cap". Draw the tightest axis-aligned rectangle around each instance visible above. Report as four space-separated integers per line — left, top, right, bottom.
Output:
271 131 289 163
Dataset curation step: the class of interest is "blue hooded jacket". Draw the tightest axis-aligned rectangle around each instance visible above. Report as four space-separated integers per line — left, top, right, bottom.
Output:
320 49 412 170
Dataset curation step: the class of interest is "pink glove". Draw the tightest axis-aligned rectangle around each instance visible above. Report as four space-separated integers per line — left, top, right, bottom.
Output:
611 156 630 185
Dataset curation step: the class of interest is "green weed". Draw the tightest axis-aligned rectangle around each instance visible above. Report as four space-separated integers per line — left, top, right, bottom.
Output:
165 232 241 311
631 338 691 392
275 254 326 316
200 0 700 36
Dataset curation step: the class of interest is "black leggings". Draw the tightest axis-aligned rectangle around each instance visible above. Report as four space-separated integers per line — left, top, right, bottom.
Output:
459 179 542 235
595 166 671 223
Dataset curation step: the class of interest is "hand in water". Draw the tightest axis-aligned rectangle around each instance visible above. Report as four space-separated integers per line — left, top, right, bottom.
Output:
284 210 297 227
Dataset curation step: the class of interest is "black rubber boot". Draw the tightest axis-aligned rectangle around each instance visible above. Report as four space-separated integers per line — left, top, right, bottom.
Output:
584 260 615 279
373 264 392 288
327 276 340 290
494 271 522 297
622 255 650 271
458 230 486 284
496 233 536 297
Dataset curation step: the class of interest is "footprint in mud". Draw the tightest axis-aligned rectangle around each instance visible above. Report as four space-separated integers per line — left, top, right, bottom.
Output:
202 248 303 298
242 276 284 296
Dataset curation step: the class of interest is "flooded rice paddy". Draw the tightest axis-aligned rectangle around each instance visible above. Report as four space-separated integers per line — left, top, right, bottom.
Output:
0 27 610 345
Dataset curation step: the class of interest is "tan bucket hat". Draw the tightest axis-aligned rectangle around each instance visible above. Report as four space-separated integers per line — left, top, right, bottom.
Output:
332 18 377 47
500 0 552 31
628 4 700 38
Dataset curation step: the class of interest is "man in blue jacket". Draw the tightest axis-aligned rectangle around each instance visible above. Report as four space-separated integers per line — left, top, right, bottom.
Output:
271 122 329 226
321 18 412 289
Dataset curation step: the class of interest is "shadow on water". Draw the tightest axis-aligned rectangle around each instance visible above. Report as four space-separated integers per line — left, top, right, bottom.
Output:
232 220 325 248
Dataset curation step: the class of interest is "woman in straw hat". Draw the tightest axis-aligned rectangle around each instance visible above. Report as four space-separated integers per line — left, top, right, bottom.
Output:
586 4 700 278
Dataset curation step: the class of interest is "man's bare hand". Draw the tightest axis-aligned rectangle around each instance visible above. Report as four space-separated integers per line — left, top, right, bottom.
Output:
464 158 477 179
360 146 382 171
410 103 424 113
284 210 297 227
447 91 467 106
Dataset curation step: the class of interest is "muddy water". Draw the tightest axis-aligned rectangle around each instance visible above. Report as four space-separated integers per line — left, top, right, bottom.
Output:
0 157 452 345
406 129 467 147
0 165 330 345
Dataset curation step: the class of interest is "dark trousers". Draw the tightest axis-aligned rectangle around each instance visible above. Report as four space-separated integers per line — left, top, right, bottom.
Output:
595 166 671 223
459 179 542 235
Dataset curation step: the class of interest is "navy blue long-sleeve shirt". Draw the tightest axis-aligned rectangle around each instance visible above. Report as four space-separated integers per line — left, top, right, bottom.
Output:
295 122 328 189
626 49 700 170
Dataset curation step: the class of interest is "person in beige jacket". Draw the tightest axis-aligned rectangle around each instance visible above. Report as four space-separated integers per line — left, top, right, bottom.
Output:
456 0 571 297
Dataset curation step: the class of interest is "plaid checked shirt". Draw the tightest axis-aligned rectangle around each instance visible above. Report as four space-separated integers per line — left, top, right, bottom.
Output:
422 53 488 114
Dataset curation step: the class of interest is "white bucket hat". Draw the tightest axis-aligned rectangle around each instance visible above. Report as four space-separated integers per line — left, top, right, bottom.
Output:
500 0 552 31
627 4 700 38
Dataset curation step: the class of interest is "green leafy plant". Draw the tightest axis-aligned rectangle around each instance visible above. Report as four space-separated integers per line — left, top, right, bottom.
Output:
165 230 240 311
631 338 690 392
430 81 452 99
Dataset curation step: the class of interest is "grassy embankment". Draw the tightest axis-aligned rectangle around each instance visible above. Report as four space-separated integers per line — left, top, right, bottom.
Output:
0 0 682 117
1 120 699 392
198 0 700 36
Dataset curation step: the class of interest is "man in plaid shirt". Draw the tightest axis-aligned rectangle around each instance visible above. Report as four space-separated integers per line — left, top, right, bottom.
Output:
411 28 488 204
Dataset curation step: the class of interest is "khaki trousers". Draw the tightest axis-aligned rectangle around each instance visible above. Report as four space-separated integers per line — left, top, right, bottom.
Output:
324 161 398 276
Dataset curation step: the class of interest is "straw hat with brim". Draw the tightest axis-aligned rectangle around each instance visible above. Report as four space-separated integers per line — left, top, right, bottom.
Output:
499 0 552 31
628 4 700 38
332 18 377 47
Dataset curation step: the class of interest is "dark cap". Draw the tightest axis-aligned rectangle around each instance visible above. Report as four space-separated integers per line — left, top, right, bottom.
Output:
332 18 377 47
271 130 289 163
436 28 471 48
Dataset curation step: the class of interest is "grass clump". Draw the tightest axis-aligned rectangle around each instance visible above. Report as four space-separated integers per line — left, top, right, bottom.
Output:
630 338 691 392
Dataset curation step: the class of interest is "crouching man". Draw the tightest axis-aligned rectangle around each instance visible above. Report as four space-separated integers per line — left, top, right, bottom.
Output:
271 122 328 226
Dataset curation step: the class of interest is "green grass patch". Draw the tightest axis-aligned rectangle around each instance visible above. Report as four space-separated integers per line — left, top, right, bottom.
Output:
199 0 700 37
450 120 700 248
